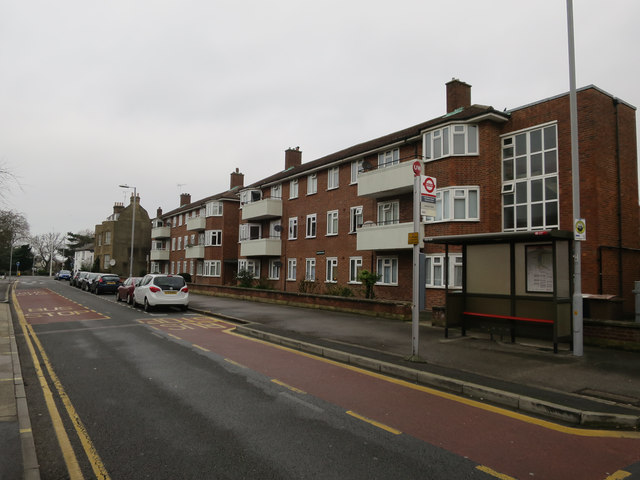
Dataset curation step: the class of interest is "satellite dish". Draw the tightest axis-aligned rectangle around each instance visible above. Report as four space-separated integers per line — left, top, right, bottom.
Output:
109 259 116 266
274 225 283 232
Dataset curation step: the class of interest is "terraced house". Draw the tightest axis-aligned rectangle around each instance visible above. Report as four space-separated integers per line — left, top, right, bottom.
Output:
156 79 639 318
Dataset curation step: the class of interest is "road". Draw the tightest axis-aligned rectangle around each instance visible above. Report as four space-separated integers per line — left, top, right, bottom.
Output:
11 277 640 479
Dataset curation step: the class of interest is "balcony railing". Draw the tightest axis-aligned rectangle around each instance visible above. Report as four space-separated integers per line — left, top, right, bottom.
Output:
242 197 282 221
356 221 419 251
240 238 282 257
185 245 205 259
186 216 206 231
151 226 171 239
150 249 170 261
357 159 420 198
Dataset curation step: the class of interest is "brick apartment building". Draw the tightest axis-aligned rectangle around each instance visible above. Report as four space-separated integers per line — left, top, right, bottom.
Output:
153 79 639 317
94 194 151 277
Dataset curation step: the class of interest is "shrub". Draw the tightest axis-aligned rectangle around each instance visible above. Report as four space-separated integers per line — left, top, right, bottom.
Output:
358 269 381 299
179 272 192 283
236 269 255 288
298 280 317 294
324 283 354 297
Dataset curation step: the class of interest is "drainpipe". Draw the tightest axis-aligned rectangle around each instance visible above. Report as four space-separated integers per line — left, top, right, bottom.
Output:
613 98 623 297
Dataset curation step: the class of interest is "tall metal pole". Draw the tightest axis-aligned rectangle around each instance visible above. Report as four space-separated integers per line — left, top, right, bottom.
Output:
408 162 423 362
567 0 583 356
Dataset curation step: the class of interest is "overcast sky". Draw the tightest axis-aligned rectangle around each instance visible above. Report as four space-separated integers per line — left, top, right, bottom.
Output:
1 0 638 237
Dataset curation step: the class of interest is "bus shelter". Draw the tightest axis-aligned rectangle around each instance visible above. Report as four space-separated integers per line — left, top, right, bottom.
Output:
424 230 574 353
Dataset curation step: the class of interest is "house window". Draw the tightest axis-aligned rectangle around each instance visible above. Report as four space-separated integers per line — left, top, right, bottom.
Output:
288 217 298 240
289 179 299 199
104 231 111 245
502 123 558 231
269 220 281 238
424 124 478 161
205 230 222 246
306 214 317 238
350 206 363 233
326 257 338 283
427 187 479 222
184 236 188 249
328 166 339 190
378 148 399 168
97 234 102 247
171 237 176 251
203 260 221 277
425 254 463 288
376 256 398 285
240 189 262 206
206 201 223 216
238 259 260 278
327 210 338 236
349 257 362 283
239 223 261 241
287 258 297 281
350 160 364 184
190 260 195 276
197 262 203 276
268 259 280 280
271 183 282 199
104 254 111 269
305 258 316 281
377 201 399 225
177 237 182 250
170 261 175 274
307 173 317 195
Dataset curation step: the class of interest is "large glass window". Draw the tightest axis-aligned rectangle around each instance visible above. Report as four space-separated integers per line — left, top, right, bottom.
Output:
239 223 261 241
203 260 221 277
377 201 399 225
350 206 363 233
425 254 462 288
238 259 260 278
268 259 280 280
424 124 478 161
307 173 317 195
502 123 558 231
349 257 362 283
326 257 338 283
305 258 316 281
351 160 363 184
289 179 299 199
427 187 479 222
327 210 338 236
378 148 399 168
206 201 223 216
288 217 298 240
328 167 339 190
306 214 317 238
205 230 222 246
376 256 398 285
287 258 297 281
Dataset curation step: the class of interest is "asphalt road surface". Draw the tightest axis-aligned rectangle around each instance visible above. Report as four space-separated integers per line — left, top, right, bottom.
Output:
11 277 640 479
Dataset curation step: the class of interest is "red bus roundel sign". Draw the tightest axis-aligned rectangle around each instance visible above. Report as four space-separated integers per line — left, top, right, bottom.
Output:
422 176 436 195
412 161 422 176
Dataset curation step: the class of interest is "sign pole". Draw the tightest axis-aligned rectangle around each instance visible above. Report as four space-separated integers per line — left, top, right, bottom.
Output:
408 161 424 362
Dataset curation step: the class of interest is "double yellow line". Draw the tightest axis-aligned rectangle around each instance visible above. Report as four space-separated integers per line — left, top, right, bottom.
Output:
13 287 110 480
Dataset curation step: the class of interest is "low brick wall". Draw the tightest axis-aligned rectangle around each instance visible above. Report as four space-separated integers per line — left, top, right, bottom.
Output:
190 283 412 321
584 319 640 352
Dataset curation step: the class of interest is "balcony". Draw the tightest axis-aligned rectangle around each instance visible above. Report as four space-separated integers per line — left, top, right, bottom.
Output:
242 198 282 221
356 221 420 251
240 238 282 257
151 226 171 239
186 216 206 231
150 249 170 261
185 245 205 259
357 160 420 198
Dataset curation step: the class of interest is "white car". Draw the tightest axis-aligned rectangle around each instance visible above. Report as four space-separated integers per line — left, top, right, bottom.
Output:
133 274 189 312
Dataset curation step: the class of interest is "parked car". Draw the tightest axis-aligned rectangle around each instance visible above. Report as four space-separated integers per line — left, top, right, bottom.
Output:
82 272 101 291
72 271 90 288
56 270 72 280
116 277 142 304
133 274 189 312
92 274 122 294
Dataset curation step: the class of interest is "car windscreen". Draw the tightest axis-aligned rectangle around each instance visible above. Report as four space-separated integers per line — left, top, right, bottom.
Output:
154 276 185 290
101 275 120 282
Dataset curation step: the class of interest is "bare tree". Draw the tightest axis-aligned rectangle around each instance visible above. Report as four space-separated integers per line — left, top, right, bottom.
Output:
0 210 30 274
0 161 21 205
30 232 66 275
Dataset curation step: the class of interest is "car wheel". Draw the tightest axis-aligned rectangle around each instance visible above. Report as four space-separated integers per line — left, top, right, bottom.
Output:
181 305 188 312
144 298 153 312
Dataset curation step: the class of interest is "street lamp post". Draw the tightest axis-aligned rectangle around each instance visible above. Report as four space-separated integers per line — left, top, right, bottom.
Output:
119 184 137 278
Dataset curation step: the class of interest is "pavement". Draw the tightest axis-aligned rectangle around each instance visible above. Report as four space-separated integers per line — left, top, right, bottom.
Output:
2 281 640 479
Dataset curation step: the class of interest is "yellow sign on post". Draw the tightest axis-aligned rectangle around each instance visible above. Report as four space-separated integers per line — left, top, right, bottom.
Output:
407 232 419 245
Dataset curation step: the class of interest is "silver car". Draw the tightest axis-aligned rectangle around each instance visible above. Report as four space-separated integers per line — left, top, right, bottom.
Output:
133 274 189 312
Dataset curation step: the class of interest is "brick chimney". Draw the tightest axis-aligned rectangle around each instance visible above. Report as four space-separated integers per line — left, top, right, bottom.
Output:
180 193 191 207
230 168 244 190
157 207 163 218
446 78 472 113
113 202 125 215
285 147 302 170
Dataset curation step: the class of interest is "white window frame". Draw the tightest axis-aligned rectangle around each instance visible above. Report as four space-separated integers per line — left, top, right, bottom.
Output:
425 254 463 289
376 256 398 286
289 178 299 199
104 231 111 245
205 230 222 246
307 173 317 195
206 201 223 217
271 183 282 199
378 148 399 168
501 123 559 232
239 223 261 241
423 124 478 161
203 260 221 277
427 186 480 223
306 214 317 238
377 201 400 226
305 258 316 281
104 254 111 269
349 257 363 284
288 217 298 240
350 206 363 233
326 257 338 283
327 166 339 190
350 159 364 184
268 259 280 280
326 210 338 236
177 237 182 250
287 258 297 281
238 259 260 278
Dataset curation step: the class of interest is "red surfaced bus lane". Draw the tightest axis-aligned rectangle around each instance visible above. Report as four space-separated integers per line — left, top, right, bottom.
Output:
138 315 640 480
15 288 109 325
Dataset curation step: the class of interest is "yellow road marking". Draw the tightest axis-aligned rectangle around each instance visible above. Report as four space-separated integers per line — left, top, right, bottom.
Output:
272 379 306 394
219 322 640 439
605 471 632 480
168 333 182 340
224 358 247 368
346 410 402 435
13 287 111 479
476 465 517 480
194 344 209 352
